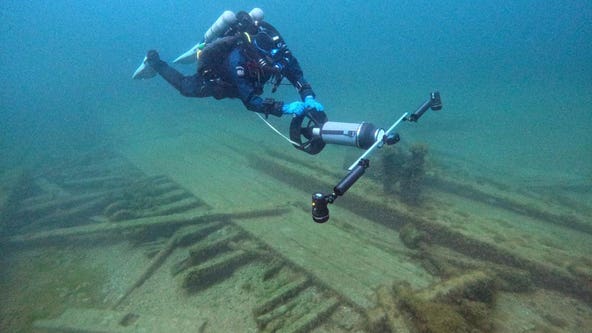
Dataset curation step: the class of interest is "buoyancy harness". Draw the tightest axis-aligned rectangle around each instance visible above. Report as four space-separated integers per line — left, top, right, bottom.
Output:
196 35 240 78
195 11 292 94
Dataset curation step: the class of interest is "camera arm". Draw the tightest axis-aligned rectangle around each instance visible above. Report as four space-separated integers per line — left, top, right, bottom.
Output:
346 91 442 171
407 91 442 122
311 91 442 223
312 159 370 223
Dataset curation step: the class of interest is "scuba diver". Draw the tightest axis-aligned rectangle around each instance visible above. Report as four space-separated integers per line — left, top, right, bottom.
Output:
134 9 324 118
133 9 444 223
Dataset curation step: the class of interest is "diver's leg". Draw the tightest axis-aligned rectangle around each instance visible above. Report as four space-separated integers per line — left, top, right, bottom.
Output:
145 50 184 91
153 62 185 91
145 50 210 97
141 50 220 98
146 50 194 96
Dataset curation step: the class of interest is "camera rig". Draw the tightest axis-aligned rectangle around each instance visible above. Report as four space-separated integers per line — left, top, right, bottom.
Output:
289 91 443 222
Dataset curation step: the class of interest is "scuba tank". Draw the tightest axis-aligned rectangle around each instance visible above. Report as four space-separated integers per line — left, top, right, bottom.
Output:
203 10 237 43
248 8 264 24
173 8 265 64
204 8 263 42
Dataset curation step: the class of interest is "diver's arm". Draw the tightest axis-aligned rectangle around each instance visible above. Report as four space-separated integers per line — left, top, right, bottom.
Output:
229 51 284 117
243 93 284 117
283 56 316 100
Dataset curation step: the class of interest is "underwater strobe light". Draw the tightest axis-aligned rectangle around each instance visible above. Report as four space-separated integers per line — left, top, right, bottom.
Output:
296 91 442 222
311 192 330 223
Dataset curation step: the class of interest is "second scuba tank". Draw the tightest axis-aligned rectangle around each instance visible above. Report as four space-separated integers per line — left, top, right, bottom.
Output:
248 8 264 23
174 8 265 64
204 8 263 43
203 11 237 43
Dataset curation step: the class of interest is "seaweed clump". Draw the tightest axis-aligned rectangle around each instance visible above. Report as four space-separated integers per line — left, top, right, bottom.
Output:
103 180 160 222
400 271 495 333
400 296 472 333
0 248 107 332
366 275 495 333
399 143 429 204
0 170 37 234
380 143 429 205
399 223 429 249
398 294 493 333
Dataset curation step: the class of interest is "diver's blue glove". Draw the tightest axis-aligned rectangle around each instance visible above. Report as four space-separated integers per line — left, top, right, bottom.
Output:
282 101 306 116
304 96 324 112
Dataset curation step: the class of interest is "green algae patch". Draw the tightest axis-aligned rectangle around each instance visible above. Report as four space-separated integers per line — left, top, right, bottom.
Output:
398 291 494 333
402 296 471 333
0 247 108 332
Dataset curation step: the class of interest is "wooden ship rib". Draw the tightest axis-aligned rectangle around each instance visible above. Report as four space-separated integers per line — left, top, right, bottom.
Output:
1 129 591 332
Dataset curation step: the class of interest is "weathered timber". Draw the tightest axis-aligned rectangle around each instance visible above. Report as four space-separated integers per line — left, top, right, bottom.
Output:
375 284 412 333
34 177 70 197
182 249 255 291
278 297 340 333
172 226 244 276
253 276 310 316
7 206 290 247
249 153 592 305
17 191 110 219
33 308 206 333
61 175 130 191
112 224 216 309
142 197 203 217
415 270 494 303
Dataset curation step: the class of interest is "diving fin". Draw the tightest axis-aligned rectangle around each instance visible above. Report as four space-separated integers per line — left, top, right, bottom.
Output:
173 43 201 64
132 56 157 79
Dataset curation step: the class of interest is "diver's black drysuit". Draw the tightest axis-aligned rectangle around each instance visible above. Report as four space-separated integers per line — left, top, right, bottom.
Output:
147 25 316 118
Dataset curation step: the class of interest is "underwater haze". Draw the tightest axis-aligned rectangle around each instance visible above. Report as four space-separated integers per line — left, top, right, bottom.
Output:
0 0 592 179
1 1 592 332
1 0 591 180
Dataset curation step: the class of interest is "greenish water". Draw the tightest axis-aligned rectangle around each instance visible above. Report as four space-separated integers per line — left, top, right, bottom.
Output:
1 1 591 332
1 1 590 181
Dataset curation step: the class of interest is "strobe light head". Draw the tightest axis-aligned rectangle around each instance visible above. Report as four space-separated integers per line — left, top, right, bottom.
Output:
430 91 442 110
311 193 330 223
407 91 443 122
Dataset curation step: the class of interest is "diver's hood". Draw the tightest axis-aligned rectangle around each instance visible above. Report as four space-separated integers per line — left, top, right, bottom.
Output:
252 22 286 57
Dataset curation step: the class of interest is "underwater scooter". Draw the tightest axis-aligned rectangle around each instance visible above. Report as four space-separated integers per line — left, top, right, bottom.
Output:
288 91 443 223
